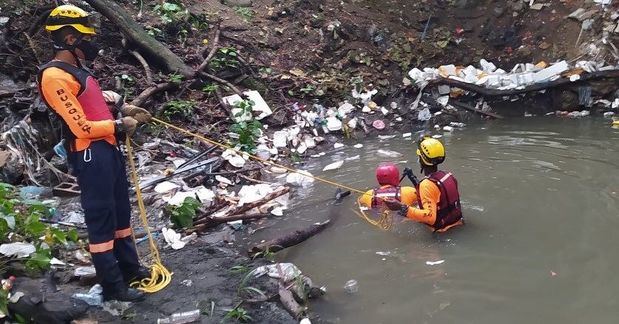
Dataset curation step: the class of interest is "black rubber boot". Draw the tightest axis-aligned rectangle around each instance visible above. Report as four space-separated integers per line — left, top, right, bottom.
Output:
103 287 145 302
126 266 151 284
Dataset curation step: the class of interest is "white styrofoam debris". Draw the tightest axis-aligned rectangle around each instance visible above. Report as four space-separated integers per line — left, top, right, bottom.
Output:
154 181 179 194
286 170 315 187
322 160 344 171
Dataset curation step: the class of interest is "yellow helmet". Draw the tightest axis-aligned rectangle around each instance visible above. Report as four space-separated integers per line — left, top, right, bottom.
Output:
45 5 97 35
416 137 445 166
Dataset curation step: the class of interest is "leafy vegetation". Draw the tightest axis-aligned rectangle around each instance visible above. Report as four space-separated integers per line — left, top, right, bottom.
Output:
168 73 183 85
230 100 262 153
166 197 200 229
202 83 219 97
209 47 240 71
0 183 78 274
153 1 189 24
162 100 196 120
234 7 254 22
224 303 253 323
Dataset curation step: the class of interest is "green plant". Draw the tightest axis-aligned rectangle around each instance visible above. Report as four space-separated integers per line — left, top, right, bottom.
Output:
153 1 189 24
189 13 210 31
25 244 52 274
202 83 219 96
234 6 254 22
145 26 164 38
229 265 250 274
168 73 183 85
166 197 200 229
230 100 262 153
209 47 239 71
224 303 253 323
251 246 278 262
162 100 196 120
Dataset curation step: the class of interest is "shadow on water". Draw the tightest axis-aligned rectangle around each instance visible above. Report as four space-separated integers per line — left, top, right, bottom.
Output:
255 117 619 324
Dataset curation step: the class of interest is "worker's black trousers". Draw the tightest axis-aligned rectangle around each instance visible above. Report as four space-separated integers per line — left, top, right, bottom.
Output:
69 140 141 295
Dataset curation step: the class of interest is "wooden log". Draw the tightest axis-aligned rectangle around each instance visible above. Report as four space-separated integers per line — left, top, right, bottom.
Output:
84 0 194 77
278 283 305 319
188 213 270 234
430 69 619 97
249 220 330 256
130 82 176 107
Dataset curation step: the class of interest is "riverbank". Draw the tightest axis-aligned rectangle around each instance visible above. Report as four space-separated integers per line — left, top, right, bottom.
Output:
1 0 619 322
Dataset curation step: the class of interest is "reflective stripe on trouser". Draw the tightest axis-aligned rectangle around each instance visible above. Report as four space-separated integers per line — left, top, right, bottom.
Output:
69 140 141 294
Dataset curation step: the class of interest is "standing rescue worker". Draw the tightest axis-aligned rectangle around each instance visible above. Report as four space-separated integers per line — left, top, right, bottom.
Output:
38 5 151 301
385 137 463 232
359 163 417 209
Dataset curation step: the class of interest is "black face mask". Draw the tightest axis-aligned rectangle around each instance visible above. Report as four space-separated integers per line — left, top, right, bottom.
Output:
76 39 99 62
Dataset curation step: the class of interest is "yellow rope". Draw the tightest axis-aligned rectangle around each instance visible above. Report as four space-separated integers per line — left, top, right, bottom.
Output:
152 117 366 195
125 137 172 293
150 117 405 231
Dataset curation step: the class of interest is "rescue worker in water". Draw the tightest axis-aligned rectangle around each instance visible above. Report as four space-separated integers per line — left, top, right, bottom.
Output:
38 5 152 301
384 137 464 232
358 163 417 209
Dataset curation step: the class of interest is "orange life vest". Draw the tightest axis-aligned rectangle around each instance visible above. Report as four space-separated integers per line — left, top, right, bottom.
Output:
371 186 401 208
417 171 462 231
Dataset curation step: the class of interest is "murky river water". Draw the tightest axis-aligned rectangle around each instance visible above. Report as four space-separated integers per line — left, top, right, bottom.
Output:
263 117 619 324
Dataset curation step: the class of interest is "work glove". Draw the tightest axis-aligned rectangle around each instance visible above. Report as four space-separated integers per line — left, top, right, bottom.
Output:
384 198 406 212
115 116 138 135
121 104 152 123
402 167 420 186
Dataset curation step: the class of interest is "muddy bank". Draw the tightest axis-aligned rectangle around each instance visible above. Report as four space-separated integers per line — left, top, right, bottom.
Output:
84 232 297 323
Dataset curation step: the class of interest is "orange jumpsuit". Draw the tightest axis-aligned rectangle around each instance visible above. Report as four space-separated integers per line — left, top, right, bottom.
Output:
405 179 463 232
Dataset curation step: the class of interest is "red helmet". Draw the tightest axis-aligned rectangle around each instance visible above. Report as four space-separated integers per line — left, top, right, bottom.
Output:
376 163 400 186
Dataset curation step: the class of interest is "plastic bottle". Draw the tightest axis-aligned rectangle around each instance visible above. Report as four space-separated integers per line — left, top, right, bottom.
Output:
157 309 201 324
344 279 358 294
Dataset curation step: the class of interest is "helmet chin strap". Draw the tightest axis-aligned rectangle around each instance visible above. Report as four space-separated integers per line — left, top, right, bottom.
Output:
53 34 85 68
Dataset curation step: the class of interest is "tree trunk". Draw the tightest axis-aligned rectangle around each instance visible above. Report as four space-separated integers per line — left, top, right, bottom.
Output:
249 220 330 256
84 0 194 77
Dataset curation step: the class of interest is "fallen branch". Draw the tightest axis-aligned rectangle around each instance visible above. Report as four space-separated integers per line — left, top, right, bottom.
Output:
129 49 153 84
197 28 221 73
249 220 330 256
130 82 176 107
430 69 619 97
198 71 244 97
84 0 194 77
188 213 271 234
450 100 504 119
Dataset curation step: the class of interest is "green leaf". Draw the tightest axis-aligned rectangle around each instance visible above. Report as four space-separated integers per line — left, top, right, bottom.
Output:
67 229 79 242
25 246 52 273
51 227 68 245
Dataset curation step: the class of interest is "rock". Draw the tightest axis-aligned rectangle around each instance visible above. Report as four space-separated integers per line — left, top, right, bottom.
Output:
568 8 586 20
494 6 505 17
582 19 595 30
9 277 89 323
539 42 551 50
530 3 545 10
0 17 8 26
510 1 525 12
221 0 252 7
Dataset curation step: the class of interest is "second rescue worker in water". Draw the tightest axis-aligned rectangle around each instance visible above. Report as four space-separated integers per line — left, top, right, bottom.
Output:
385 137 464 232
38 5 152 302
358 163 417 209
